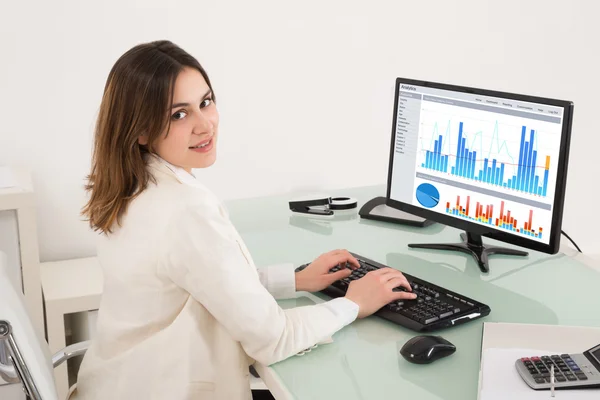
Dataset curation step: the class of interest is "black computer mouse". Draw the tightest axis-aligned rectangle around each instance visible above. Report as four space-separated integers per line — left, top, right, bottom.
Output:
400 335 456 364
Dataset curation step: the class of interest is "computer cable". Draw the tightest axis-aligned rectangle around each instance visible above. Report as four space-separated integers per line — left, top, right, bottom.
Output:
561 230 582 253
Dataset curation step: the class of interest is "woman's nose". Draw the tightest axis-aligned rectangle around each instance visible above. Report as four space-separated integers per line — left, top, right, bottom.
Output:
192 111 213 133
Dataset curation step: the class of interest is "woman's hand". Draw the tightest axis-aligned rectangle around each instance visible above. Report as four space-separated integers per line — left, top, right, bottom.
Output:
295 249 360 292
345 267 415 318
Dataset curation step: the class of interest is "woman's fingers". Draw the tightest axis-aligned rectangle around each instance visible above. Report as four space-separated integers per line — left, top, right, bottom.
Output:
370 268 412 290
385 277 412 292
328 250 360 269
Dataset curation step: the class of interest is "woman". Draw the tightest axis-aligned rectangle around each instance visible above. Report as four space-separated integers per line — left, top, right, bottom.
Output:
74 40 416 400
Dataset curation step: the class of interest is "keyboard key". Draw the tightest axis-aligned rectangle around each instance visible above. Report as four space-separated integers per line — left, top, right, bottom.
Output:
424 316 439 324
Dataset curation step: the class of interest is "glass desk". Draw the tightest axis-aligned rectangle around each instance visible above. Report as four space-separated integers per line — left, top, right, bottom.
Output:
225 185 600 400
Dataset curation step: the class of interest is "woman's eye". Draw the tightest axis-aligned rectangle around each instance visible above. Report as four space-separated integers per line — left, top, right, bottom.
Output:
200 98 213 108
171 110 187 120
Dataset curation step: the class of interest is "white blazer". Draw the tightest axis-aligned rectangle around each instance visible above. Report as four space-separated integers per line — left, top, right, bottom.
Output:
73 156 357 400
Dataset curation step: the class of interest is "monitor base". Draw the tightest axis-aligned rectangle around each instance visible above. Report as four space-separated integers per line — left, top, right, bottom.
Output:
408 232 528 273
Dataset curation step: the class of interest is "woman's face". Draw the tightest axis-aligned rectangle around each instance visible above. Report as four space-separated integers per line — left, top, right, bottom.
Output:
142 67 219 172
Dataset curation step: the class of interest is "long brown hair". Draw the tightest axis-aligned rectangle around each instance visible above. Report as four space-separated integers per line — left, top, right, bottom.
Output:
81 40 215 234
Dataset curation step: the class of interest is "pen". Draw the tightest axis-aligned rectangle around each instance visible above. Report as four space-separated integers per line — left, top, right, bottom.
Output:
551 364 555 397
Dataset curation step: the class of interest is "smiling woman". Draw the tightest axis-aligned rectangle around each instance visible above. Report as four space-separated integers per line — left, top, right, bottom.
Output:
74 40 415 400
138 67 219 173
81 41 217 234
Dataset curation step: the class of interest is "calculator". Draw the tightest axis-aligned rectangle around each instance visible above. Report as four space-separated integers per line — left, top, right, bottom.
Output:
515 343 600 390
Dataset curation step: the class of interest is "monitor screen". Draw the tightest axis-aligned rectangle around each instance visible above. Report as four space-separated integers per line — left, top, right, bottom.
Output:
388 79 572 252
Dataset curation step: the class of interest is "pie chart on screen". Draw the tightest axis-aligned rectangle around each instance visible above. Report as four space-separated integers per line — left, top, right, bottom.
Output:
416 183 440 208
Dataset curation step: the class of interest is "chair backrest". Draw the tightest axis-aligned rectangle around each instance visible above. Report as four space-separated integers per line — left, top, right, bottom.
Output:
0 251 58 400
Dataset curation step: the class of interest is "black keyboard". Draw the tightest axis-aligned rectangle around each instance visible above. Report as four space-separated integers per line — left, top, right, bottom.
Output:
295 252 490 332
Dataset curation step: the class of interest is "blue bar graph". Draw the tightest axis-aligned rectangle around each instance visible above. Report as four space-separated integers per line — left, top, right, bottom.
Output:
421 121 551 197
424 134 449 173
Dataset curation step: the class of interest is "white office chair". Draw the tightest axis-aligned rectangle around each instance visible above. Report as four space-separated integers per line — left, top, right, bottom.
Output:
0 252 90 400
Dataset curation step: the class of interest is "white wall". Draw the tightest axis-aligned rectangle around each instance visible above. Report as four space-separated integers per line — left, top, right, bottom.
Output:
0 0 598 262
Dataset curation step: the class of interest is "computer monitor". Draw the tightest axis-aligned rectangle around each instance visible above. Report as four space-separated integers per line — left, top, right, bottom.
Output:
386 77 574 273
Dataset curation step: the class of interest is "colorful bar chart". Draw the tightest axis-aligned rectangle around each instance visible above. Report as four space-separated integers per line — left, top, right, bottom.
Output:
445 195 543 239
421 122 551 197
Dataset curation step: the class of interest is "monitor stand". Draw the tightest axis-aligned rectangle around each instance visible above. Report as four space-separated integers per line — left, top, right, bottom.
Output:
408 231 528 273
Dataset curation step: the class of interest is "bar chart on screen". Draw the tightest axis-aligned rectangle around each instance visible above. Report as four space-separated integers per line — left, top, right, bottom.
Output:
444 194 548 240
415 101 561 204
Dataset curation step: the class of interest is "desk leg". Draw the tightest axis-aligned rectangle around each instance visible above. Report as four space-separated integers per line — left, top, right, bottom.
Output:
46 306 69 400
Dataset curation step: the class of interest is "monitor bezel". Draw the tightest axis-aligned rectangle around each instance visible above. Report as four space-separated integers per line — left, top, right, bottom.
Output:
385 77 574 254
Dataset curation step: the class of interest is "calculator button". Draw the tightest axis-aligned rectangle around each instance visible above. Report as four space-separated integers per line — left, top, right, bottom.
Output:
575 372 588 380
565 374 577 381
560 366 570 372
555 375 566 382
539 367 549 373
571 365 581 371
534 378 546 384
560 354 570 359
551 355 561 360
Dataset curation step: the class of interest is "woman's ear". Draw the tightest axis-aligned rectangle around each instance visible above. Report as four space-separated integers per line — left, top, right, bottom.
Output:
138 134 149 145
